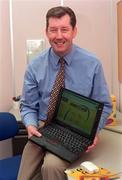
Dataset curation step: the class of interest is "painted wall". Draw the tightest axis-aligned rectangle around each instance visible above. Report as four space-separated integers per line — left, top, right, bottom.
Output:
0 0 13 159
0 0 13 111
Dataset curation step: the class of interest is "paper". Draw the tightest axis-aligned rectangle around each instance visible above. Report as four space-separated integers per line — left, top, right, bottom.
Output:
65 166 120 180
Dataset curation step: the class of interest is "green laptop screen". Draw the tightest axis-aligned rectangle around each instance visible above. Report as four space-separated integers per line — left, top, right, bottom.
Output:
56 89 100 136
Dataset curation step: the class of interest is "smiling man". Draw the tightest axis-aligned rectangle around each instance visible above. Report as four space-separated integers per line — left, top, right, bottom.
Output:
46 13 77 56
17 6 112 180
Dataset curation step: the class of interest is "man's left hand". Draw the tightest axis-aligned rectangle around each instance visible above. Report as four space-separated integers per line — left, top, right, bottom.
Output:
85 134 99 153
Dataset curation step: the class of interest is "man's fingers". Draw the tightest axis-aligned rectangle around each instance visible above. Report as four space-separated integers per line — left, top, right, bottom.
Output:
28 130 42 138
27 125 42 138
86 144 95 153
34 130 42 137
85 135 99 153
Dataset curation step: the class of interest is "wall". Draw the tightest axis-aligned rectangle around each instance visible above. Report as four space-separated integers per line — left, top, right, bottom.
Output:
0 0 13 111
0 0 13 159
117 0 122 110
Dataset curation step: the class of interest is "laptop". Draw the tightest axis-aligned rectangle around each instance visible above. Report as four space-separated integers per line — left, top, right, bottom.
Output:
30 88 104 162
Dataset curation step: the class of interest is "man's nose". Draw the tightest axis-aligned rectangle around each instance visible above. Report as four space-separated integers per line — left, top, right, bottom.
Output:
56 29 63 38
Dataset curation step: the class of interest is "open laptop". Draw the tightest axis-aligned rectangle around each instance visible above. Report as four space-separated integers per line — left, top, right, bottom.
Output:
30 88 104 162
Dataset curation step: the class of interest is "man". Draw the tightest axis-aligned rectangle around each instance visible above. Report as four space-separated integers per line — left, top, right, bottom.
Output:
17 6 112 180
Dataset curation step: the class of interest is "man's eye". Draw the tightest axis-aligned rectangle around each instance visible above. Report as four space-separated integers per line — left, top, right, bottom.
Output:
48 28 69 33
61 28 69 32
49 29 57 33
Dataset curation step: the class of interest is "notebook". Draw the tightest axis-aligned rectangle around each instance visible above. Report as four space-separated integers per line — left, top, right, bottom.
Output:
30 88 104 162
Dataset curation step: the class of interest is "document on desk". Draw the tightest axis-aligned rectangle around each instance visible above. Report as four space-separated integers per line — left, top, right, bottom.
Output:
65 166 121 180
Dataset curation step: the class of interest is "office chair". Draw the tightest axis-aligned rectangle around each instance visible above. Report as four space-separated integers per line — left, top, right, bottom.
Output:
0 112 21 180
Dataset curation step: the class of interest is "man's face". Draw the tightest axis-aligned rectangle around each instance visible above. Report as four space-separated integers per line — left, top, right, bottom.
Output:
46 14 77 56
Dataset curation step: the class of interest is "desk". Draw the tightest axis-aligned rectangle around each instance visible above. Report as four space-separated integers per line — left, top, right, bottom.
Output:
104 111 122 134
69 129 122 179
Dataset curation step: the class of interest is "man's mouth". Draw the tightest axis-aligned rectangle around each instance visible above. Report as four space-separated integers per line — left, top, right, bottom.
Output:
54 41 65 46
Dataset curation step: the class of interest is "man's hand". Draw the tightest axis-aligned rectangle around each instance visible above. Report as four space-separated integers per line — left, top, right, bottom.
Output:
86 134 99 153
27 125 42 138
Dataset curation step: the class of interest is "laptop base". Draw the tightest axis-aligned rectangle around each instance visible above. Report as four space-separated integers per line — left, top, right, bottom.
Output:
30 135 82 163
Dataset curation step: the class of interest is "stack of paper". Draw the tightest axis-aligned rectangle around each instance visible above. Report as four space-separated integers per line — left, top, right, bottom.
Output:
65 166 120 180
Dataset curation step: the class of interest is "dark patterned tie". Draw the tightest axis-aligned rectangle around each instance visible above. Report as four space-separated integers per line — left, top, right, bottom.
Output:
47 57 65 123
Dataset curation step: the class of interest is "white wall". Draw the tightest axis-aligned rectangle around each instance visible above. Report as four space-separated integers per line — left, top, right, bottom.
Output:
0 0 13 158
0 0 13 111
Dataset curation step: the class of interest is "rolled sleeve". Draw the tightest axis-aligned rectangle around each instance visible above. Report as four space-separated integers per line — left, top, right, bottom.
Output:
22 112 38 128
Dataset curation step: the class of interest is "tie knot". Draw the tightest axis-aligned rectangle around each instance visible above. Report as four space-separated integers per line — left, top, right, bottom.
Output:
59 57 65 66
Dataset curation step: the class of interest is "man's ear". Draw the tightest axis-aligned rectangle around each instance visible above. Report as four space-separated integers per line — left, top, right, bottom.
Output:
45 28 48 37
73 26 77 38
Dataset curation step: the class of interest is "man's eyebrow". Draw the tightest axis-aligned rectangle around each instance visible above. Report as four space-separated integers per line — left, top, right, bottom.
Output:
48 26 71 30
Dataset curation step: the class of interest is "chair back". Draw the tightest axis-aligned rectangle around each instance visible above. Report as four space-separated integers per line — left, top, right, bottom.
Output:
0 112 19 141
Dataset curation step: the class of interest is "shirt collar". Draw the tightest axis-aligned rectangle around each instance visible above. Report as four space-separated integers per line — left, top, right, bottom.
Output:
50 44 75 66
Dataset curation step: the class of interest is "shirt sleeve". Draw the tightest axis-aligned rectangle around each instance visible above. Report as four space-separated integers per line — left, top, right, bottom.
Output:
20 64 40 128
90 62 112 131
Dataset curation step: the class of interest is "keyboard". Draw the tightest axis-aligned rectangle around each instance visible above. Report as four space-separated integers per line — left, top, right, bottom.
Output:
41 124 90 153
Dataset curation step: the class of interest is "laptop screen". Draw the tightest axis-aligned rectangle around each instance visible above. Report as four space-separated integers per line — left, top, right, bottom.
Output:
55 88 103 137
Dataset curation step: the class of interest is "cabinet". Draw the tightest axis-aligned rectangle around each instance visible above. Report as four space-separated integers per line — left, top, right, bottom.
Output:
12 121 28 155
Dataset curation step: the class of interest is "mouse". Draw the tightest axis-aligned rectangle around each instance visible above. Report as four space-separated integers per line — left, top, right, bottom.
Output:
80 161 99 174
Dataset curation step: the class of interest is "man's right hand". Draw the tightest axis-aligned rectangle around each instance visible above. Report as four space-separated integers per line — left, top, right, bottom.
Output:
27 125 42 138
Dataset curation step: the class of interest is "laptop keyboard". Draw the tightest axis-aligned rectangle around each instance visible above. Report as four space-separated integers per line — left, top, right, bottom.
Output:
41 124 91 154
